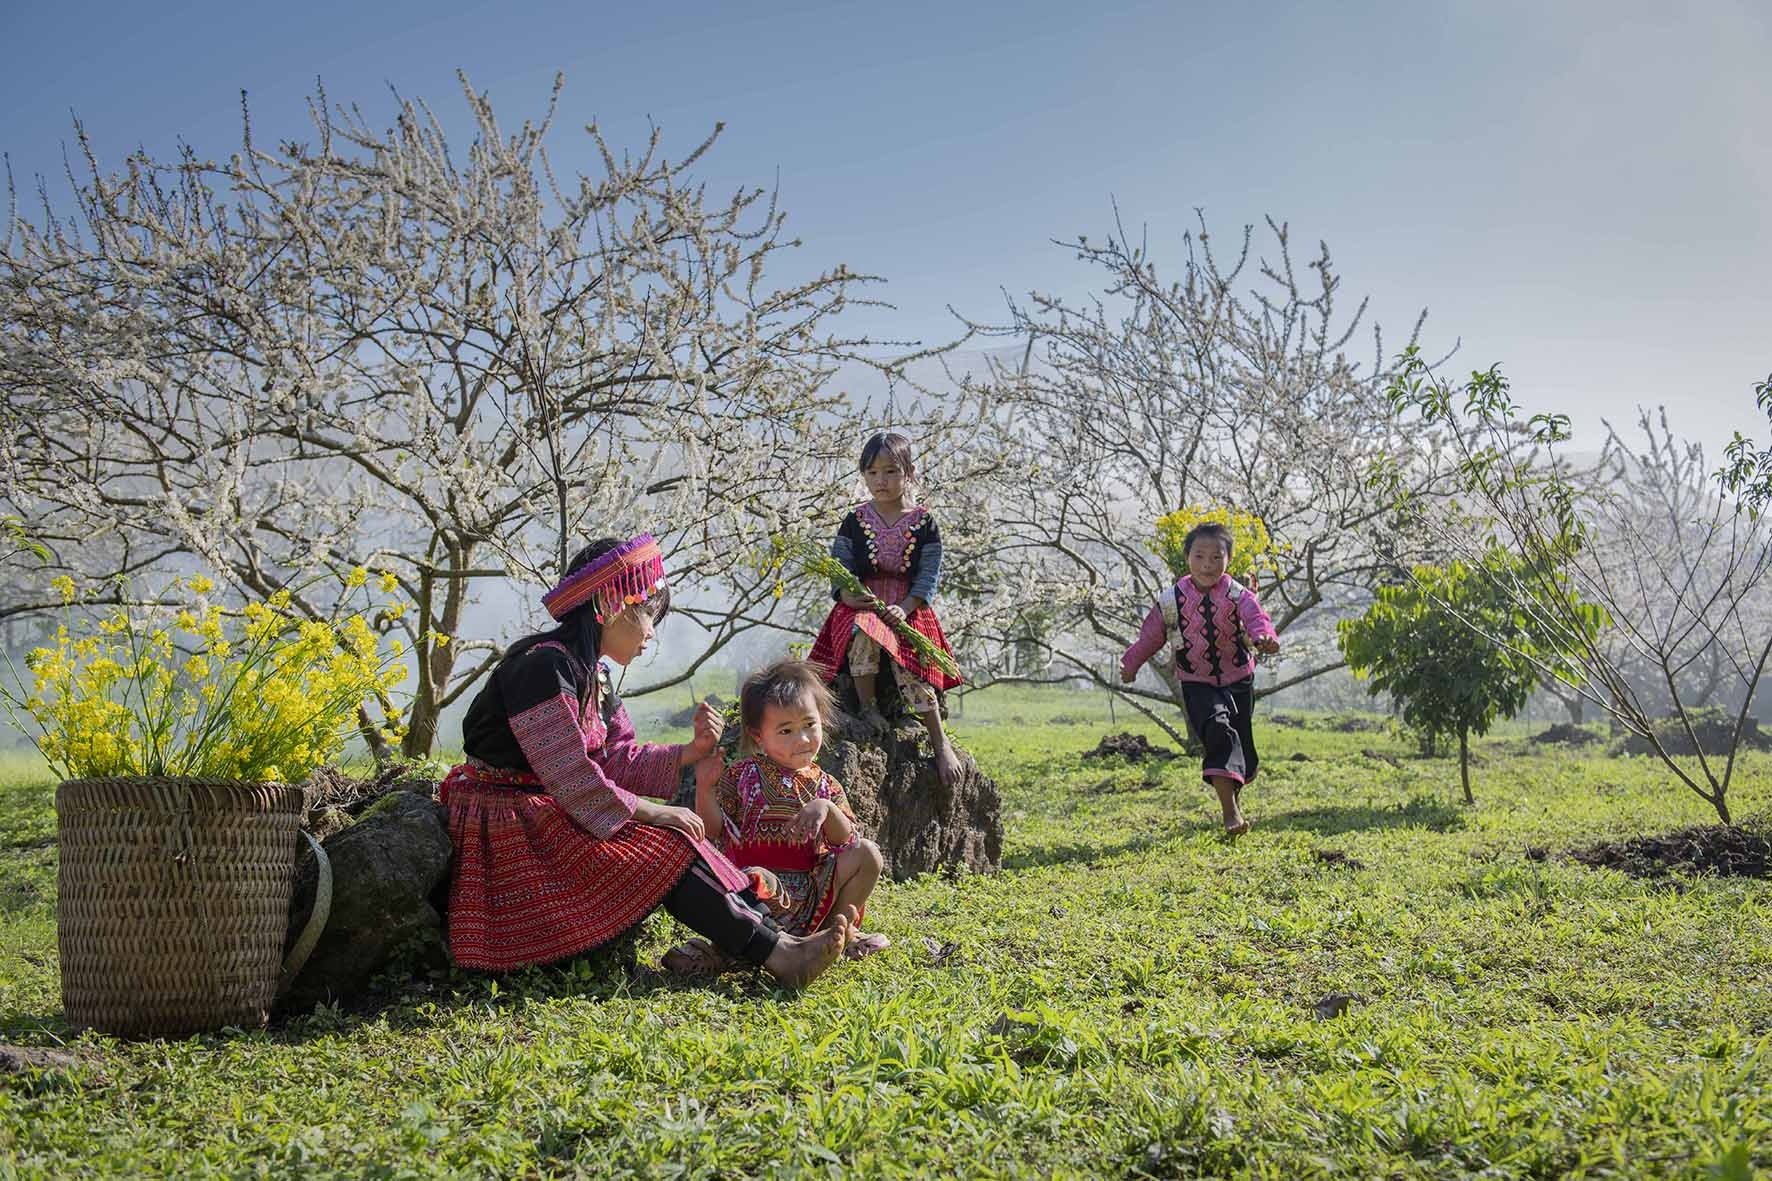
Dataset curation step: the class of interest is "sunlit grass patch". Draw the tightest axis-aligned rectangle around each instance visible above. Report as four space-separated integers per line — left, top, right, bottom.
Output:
1 688 1769 1177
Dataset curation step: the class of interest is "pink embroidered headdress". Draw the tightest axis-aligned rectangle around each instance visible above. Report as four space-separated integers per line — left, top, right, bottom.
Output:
541 534 667 623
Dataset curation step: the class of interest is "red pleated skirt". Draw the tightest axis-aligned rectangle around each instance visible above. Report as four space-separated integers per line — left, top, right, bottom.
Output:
441 762 747 971
807 575 962 692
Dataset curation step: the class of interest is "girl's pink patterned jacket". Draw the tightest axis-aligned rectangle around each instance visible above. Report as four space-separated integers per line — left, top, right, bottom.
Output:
1122 576 1277 687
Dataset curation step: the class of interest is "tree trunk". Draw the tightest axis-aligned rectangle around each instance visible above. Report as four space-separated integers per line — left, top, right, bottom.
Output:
402 691 443 760
357 704 391 763
1458 728 1474 805
402 541 471 759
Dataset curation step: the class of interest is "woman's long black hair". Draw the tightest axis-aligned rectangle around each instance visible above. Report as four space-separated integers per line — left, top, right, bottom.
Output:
503 538 673 697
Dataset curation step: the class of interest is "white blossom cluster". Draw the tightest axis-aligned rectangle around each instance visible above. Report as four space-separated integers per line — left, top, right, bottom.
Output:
944 212 1470 741
0 76 975 755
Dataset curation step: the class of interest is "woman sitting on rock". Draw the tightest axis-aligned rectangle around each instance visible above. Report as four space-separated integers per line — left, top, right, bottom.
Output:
441 534 851 987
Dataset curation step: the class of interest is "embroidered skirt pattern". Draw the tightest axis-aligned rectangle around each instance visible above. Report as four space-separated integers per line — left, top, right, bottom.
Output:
441 761 746 971
808 574 962 692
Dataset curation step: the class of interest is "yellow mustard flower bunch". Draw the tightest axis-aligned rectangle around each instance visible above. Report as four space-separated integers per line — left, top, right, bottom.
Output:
1151 506 1285 584
2 572 410 784
757 536 793 601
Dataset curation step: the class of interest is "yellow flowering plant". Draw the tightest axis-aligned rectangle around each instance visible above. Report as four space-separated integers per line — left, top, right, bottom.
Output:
0 573 409 784
1151 506 1285 584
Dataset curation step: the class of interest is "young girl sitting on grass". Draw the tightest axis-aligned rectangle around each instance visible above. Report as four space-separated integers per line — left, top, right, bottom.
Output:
1121 522 1280 836
808 431 964 784
697 659 891 960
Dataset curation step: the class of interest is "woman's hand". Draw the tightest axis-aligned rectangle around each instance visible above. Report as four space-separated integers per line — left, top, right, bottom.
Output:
840 590 873 611
1257 637 1281 656
882 603 907 623
635 800 706 842
686 701 725 761
788 798 830 843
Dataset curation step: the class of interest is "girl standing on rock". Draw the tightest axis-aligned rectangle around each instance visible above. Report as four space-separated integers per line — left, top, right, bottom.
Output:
808 432 964 784
441 535 851 987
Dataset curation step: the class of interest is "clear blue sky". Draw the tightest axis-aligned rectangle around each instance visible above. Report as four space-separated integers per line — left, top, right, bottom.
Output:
5 0 1768 457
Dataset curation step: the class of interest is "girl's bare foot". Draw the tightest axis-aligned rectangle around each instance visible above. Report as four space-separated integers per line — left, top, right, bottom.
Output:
1225 818 1252 839
763 908 852 989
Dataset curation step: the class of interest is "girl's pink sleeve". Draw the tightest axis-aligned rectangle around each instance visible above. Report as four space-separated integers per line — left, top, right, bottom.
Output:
1238 588 1277 643
509 694 638 839
592 703 685 800
1121 602 1168 680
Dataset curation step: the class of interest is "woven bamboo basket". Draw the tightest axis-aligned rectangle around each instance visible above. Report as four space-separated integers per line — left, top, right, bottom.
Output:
56 776 307 1038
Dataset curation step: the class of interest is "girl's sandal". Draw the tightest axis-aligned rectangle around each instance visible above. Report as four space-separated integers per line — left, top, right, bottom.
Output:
660 937 735 976
844 931 891 960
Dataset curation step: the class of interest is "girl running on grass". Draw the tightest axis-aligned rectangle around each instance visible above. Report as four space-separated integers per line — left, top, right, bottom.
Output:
1121 521 1280 836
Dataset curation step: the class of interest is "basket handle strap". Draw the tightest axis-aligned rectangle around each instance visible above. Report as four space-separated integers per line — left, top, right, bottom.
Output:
278 831 332 995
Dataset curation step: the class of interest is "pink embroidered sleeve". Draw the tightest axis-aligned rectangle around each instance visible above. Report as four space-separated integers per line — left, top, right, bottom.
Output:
1121 601 1169 679
1237 587 1277 644
593 702 686 800
508 693 638 840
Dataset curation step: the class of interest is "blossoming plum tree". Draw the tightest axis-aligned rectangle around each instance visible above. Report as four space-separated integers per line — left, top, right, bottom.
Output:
951 210 1465 737
0 76 968 756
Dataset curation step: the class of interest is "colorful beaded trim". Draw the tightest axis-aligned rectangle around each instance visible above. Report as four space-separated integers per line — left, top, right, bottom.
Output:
541 534 668 623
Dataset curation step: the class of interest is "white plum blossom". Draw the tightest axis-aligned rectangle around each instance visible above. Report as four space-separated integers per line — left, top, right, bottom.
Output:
0 75 972 756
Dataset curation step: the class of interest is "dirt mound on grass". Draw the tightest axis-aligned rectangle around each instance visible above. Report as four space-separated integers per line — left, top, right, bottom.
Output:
1620 707 1772 757
1082 732 1173 762
1531 723 1600 746
1567 824 1772 880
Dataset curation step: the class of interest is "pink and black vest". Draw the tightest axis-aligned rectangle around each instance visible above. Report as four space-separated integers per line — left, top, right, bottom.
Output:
1159 577 1258 687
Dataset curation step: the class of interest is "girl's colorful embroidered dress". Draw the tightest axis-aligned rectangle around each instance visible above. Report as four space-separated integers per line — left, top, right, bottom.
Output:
1122 575 1277 786
808 503 961 695
713 755 859 936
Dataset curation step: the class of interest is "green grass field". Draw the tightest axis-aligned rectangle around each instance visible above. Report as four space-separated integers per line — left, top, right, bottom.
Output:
2 688 1769 1178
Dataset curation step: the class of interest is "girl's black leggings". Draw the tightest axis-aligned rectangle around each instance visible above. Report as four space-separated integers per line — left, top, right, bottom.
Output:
661 857 781 966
